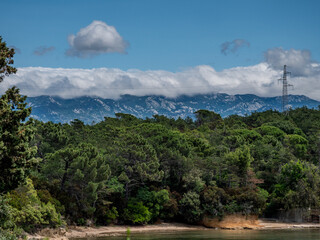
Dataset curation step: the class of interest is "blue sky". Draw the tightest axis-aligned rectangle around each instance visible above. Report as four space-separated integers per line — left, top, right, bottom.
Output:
1 0 320 100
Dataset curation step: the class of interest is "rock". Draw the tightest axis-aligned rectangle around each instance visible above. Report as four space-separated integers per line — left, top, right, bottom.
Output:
86 219 94 227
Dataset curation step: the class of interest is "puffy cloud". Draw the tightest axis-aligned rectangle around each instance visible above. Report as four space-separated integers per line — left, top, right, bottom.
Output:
66 20 128 58
33 46 55 56
221 39 250 55
264 48 320 77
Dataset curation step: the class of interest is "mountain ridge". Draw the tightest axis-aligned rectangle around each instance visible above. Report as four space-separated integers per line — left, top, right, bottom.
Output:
26 93 320 123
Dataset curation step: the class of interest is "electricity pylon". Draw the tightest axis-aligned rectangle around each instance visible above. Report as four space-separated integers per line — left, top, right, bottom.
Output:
279 65 293 114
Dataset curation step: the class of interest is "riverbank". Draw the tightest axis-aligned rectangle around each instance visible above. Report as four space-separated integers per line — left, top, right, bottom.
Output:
27 221 320 239
27 223 206 239
259 220 320 229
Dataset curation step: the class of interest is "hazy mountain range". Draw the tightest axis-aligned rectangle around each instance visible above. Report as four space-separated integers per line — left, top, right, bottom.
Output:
26 93 320 124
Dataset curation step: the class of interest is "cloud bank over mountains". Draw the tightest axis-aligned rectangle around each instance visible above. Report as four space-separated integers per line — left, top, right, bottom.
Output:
2 48 319 101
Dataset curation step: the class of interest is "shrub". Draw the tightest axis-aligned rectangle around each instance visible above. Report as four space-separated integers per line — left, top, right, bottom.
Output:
7 178 64 232
0 195 24 240
136 188 169 221
179 191 203 223
123 199 151 224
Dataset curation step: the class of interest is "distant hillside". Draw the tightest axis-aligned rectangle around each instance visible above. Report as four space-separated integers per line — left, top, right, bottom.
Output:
26 93 320 123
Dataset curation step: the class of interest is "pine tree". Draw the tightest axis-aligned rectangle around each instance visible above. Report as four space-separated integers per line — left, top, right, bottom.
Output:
0 87 38 193
0 36 17 82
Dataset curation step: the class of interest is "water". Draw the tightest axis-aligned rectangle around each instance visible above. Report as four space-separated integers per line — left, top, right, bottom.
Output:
72 229 320 240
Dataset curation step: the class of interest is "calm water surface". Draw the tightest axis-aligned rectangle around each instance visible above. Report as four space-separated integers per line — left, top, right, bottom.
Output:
72 229 320 240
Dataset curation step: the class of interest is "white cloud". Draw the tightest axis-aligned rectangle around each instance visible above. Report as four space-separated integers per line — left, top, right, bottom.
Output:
264 48 320 77
66 20 128 58
2 48 319 101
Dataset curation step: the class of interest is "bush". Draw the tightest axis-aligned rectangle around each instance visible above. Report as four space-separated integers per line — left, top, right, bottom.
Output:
37 189 65 214
0 195 15 230
136 188 169 221
179 191 203 223
96 206 119 225
201 186 228 218
0 230 18 240
0 195 24 240
161 191 179 219
7 178 64 232
123 199 152 224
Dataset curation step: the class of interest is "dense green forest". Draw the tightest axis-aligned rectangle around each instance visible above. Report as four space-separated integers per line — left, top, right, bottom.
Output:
1 85 320 238
1 36 320 239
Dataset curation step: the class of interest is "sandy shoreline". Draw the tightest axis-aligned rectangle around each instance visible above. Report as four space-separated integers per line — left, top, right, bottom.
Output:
258 220 320 229
28 223 206 239
27 221 320 239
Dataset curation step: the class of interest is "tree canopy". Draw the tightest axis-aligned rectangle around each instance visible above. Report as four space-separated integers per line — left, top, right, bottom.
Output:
0 36 17 82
